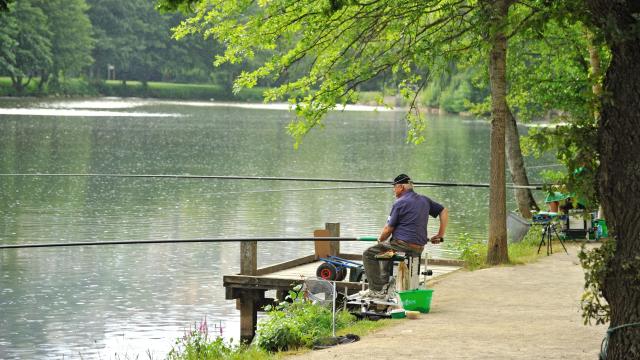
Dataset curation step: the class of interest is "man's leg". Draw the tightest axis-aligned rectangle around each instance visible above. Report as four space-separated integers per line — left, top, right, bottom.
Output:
363 242 392 291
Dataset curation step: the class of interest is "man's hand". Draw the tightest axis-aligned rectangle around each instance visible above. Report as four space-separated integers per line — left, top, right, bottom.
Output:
430 235 443 244
379 225 394 243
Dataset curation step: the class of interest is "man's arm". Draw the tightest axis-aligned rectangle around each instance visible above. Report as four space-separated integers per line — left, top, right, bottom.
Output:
430 208 448 244
378 224 394 242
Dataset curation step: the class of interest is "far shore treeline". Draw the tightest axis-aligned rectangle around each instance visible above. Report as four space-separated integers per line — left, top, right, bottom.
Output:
0 0 485 110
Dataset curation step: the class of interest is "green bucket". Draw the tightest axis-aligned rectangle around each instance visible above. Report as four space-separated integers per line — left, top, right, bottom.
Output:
398 289 434 313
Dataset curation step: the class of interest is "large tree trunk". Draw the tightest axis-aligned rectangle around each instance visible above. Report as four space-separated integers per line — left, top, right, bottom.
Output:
586 1 640 358
485 0 511 265
505 106 539 218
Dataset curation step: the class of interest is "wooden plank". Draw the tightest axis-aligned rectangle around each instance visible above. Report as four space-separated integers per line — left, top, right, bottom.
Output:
255 254 316 276
314 223 340 259
223 274 364 293
337 253 362 261
313 229 332 259
224 275 305 291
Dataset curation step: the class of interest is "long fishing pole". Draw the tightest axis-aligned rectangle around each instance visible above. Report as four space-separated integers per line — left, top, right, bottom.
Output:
0 236 378 250
0 173 544 190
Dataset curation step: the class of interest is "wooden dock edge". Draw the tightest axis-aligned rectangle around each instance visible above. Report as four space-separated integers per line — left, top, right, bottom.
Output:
223 274 364 296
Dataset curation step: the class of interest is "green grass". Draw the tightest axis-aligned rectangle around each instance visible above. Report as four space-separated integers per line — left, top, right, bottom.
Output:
0 76 267 101
508 225 544 264
336 318 393 337
98 80 267 101
0 76 44 96
452 226 545 271
167 313 394 360
276 318 395 358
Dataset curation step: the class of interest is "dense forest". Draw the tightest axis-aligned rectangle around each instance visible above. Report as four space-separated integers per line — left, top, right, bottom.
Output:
0 0 484 110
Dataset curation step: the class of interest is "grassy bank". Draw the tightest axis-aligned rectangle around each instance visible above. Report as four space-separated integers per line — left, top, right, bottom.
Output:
0 77 266 102
0 78 468 112
450 226 545 270
167 314 392 360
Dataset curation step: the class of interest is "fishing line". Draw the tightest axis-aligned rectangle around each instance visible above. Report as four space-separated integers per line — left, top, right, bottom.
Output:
0 173 544 190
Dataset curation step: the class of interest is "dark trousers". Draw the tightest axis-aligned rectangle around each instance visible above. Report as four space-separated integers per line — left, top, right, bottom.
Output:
362 240 422 291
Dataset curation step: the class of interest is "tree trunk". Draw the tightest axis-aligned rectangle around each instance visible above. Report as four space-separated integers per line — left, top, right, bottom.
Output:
38 71 49 92
505 106 539 218
585 30 608 221
585 30 603 102
11 75 24 93
586 1 640 358
485 0 511 265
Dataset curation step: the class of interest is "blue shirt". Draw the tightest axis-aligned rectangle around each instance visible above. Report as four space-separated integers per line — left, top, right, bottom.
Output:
387 190 444 246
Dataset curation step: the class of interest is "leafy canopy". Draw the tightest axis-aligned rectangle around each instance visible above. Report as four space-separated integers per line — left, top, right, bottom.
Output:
168 0 489 146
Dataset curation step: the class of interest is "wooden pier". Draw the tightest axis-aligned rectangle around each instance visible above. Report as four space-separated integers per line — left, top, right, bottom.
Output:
223 223 463 343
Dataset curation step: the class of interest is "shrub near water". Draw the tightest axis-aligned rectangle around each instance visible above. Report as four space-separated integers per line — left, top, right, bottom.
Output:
255 286 356 352
256 301 355 352
167 319 270 360
451 233 487 270
168 287 357 358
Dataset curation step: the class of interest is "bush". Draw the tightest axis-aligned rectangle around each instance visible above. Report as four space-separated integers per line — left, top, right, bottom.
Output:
167 319 271 360
578 239 613 325
451 233 487 270
255 286 356 352
48 78 99 97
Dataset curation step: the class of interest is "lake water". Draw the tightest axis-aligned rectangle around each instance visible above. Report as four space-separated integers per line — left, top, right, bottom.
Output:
0 97 551 358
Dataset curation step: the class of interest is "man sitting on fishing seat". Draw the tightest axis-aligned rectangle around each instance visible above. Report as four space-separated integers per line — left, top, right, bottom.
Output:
360 174 448 299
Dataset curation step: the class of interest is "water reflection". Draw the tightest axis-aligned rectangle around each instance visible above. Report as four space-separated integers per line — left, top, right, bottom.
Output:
0 98 554 358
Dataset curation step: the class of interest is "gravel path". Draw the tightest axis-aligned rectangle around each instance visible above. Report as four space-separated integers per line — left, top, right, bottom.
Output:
287 244 606 359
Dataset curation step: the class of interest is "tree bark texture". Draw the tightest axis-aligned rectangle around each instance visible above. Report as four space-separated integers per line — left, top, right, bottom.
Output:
485 0 510 265
505 106 539 218
586 1 640 358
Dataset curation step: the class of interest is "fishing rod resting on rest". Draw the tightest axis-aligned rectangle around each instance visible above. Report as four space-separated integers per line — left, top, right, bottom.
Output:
0 173 544 190
0 236 381 250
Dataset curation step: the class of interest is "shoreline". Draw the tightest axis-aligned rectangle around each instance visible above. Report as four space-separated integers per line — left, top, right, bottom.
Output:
286 244 606 359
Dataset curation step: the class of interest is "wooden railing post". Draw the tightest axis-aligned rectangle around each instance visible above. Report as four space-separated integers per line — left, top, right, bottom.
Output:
240 241 257 275
325 222 340 256
239 240 258 343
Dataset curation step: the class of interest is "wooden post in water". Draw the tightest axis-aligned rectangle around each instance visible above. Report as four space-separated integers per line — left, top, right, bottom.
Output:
239 241 258 343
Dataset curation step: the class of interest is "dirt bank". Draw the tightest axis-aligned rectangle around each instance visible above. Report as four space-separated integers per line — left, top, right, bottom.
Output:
288 244 606 359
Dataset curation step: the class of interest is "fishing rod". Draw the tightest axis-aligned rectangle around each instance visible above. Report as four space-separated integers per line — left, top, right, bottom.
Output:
0 173 544 190
0 236 379 250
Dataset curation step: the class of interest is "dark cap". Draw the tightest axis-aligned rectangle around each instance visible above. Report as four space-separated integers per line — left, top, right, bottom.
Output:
392 174 411 185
